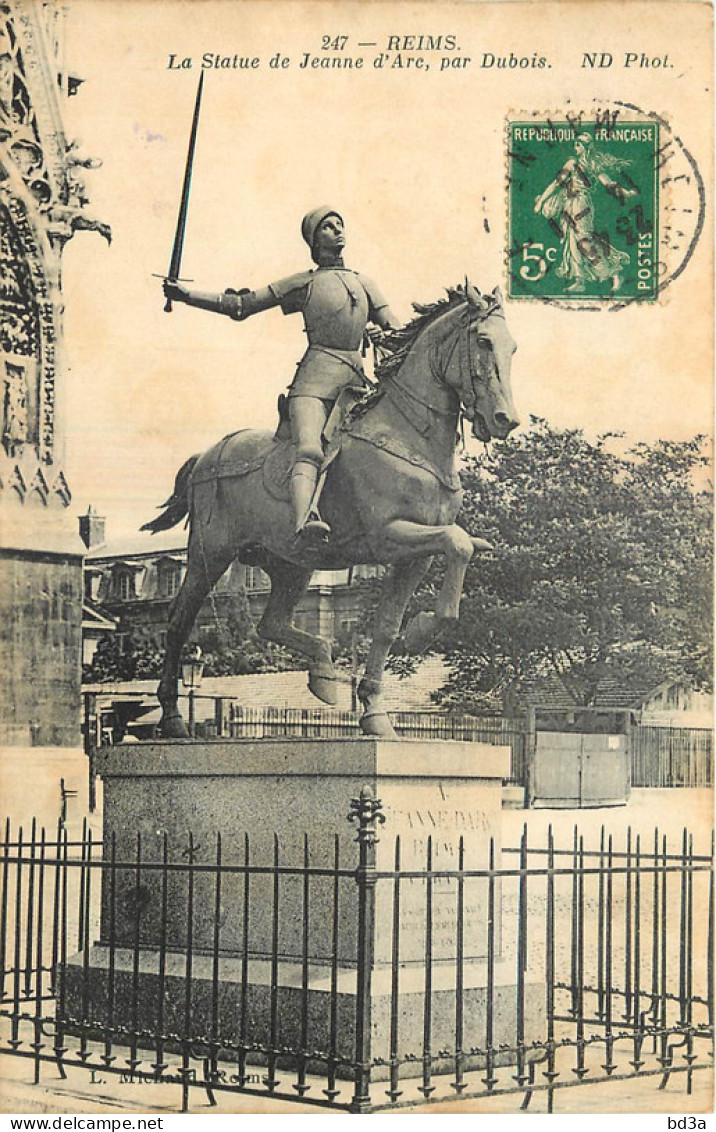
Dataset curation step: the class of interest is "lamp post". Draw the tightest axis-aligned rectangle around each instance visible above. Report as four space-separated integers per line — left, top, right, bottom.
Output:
181 644 204 738
350 626 358 714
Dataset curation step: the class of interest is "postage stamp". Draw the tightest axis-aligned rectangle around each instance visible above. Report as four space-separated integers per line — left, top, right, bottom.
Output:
507 118 660 303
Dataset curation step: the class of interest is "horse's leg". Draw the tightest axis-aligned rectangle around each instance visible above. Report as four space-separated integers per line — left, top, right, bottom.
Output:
357 557 432 738
157 534 235 738
381 520 486 652
257 555 338 705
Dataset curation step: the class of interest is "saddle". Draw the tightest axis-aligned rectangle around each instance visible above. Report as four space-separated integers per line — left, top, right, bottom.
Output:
196 378 458 510
262 384 367 504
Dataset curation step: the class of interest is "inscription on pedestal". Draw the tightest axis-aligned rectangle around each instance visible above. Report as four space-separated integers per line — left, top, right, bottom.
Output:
375 790 502 964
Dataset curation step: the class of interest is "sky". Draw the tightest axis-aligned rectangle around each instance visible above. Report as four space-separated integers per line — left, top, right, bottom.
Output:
55 0 713 541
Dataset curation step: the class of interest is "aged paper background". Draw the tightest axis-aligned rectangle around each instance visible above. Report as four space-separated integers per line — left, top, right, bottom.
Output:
59 0 713 534
3 0 714 1119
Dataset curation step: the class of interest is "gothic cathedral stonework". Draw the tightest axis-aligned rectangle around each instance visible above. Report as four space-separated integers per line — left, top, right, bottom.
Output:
0 2 106 746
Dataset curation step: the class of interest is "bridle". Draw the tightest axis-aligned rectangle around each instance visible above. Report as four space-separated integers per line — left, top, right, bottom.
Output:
406 299 502 407
378 297 504 438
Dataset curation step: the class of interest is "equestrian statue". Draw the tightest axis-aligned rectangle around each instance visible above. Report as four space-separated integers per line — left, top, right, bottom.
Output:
163 205 400 544
149 201 519 739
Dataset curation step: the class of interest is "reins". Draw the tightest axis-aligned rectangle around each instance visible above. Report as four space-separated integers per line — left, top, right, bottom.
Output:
380 300 501 436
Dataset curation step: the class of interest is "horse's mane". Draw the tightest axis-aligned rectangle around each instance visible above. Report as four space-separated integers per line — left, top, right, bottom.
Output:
374 288 467 382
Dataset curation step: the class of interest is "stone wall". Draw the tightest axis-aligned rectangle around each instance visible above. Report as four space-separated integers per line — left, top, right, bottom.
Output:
0 548 83 746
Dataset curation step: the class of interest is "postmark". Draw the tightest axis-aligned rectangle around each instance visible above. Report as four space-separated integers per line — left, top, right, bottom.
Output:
505 103 705 309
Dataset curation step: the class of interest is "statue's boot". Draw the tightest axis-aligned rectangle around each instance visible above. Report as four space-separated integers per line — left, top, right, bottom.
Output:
291 459 331 542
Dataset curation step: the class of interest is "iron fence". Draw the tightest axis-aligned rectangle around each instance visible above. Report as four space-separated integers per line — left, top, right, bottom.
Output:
1 810 711 1113
83 694 713 804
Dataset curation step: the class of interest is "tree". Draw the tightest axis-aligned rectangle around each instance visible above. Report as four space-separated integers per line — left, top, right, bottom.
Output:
192 592 298 676
432 420 712 712
83 627 164 683
84 587 299 683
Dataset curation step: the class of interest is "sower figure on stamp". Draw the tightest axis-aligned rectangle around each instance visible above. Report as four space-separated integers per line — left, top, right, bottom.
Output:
534 133 638 294
163 206 400 543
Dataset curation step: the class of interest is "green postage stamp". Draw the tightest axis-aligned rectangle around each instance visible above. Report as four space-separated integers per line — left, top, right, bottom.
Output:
507 119 660 302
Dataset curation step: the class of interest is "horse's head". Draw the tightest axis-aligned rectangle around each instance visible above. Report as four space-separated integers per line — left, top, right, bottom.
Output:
437 281 520 442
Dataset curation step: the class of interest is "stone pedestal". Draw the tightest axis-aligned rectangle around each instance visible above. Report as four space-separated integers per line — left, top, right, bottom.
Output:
66 739 544 1081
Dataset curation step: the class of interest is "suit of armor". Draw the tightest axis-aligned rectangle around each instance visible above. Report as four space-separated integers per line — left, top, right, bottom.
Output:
164 206 399 540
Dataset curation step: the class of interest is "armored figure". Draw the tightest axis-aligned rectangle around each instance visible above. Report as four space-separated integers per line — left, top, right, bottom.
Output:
163 206 400 541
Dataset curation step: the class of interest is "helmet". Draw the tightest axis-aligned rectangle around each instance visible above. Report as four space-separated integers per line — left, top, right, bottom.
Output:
301 206 343 250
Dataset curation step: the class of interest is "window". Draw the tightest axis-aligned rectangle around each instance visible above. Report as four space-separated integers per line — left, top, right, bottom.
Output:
84 569 101 602
245 566 269 591
159 561 182 598
114 570 135 601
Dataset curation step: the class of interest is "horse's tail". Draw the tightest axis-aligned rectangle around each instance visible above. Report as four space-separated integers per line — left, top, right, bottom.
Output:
140 454 199 534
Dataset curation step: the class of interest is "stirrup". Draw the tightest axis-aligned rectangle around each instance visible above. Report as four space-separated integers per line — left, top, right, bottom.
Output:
295 515 331 543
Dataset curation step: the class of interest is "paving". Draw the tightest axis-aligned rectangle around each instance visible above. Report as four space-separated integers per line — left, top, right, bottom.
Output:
1 1043 711 1116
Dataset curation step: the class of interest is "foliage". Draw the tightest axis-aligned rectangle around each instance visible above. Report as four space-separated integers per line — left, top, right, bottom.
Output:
84 587 299 683
435 420 712 711
83 626 164 683
191 592 299 676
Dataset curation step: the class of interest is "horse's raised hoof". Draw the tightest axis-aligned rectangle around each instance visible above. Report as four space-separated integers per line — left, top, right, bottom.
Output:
158 712 190 740
403 611 436 653
359 712 397 739
308 668 339 705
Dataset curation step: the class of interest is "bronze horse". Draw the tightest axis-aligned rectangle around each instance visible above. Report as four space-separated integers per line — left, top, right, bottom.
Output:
146 282 519 738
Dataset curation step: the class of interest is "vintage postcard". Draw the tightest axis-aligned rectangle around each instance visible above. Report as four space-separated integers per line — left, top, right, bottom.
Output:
0 0 713 1122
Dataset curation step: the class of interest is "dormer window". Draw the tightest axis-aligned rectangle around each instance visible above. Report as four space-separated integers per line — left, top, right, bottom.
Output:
114 569 135 601
158 559 183 598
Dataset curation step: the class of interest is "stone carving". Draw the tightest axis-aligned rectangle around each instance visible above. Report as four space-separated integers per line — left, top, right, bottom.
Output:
1 359 27 455
7 460 24 500
50 468 71 506
0 1 108 498
0 200 39 357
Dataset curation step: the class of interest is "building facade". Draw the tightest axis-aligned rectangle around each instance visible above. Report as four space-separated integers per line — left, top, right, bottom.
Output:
0 2 107 746
80 511 382 662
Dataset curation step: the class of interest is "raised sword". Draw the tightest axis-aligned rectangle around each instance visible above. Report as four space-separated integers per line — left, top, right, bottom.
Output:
162 71 204 312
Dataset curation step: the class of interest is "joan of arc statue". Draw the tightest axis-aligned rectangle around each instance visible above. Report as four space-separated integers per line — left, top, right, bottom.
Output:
163 206 400 541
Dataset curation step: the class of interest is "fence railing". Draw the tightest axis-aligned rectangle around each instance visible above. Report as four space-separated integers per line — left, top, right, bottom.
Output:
83 692 713 799
0 811 712 1113
224 706 530 784
631 726 713 789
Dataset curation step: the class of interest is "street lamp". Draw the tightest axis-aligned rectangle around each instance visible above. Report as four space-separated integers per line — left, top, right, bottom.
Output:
181 645 204 738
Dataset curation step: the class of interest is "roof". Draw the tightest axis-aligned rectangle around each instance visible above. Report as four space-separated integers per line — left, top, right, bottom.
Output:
85 656 450 715
521 671 684 711
82 602 119 630
86 528 188 561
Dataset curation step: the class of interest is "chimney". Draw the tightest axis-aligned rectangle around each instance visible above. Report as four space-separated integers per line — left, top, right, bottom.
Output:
78 505 106 550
